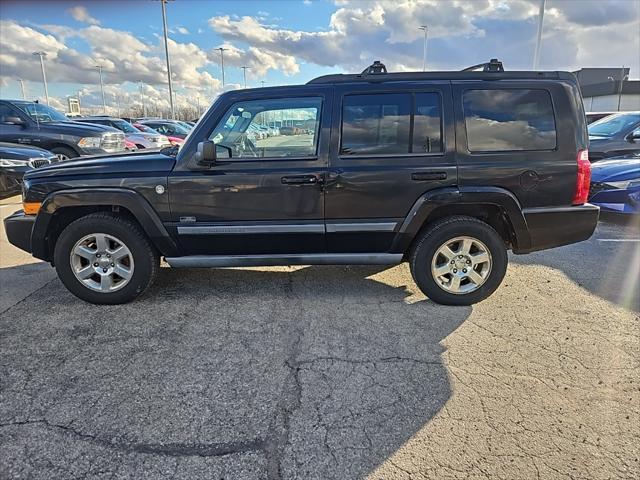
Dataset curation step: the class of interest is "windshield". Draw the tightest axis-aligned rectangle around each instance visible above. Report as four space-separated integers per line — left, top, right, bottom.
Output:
16 102 68 123
588 113 640 137
112 120 139 134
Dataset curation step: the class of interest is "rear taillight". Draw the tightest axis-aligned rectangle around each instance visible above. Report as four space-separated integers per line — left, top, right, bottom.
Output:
572 149 591 205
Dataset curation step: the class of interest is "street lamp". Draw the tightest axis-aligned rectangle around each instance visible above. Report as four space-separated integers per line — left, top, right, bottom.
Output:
260 80 266 88
418 25 428 71
215 47 228 87
32 51 49 105
608 67 629 111
241 66 250 88
160 0 176 119
18 79 26 100
95 65 106 113
139 81 147 117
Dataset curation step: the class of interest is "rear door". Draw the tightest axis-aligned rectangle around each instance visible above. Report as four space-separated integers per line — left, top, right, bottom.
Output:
324 82 456 252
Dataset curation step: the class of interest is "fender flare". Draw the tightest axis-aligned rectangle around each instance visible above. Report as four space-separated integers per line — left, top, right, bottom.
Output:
390 186 531 253
31 187 178 260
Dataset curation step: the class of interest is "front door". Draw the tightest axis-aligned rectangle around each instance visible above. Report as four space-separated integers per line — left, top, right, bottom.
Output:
324 83 457 252
168 89 332 255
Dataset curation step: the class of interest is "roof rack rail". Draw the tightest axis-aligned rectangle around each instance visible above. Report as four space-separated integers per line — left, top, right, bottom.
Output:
462 58 504 72
361 60 388 75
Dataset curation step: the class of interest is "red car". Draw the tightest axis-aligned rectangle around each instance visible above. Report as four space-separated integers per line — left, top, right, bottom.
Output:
133 123 184 146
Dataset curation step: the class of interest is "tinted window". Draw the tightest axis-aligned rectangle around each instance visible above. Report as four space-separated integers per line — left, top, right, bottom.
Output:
210 97 322 159
341 93 442 155
588 113 640 137
341 94 411 155
463 89 556 152
0 104 16 122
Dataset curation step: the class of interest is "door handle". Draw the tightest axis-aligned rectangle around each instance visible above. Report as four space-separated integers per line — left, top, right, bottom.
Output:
411 172 447 181
281 175 320 185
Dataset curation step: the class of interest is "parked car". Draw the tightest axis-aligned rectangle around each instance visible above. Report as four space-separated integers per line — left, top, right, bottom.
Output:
586 112 616 124
0 100 125 159
74 116 171 149
588 112 640 161
589 153 640 215
137 120 190 139
133 123 184 146
5 59 599 306
0 142 57 198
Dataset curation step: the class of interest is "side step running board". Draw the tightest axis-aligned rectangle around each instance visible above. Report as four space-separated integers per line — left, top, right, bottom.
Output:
165 253 403 268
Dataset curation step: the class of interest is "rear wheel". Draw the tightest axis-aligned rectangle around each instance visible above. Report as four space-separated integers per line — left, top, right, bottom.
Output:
53 213 159 304
50 146 78 161
409 216 507 305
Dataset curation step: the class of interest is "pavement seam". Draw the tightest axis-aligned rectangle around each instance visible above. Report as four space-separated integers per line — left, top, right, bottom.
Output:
0 276 58 317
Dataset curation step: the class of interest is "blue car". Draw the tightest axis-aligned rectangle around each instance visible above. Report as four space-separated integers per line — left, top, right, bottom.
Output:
589 153 640 214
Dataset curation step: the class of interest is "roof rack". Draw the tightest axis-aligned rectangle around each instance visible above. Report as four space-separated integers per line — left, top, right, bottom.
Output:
461 58 504 72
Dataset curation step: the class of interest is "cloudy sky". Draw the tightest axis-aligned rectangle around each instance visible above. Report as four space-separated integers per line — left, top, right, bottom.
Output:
0 0 638 114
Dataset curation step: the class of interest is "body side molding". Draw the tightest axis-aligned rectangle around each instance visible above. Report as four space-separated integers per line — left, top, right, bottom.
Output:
165 253 403 268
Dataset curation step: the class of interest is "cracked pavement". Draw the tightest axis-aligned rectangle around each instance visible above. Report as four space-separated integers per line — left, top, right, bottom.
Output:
1 197 639 479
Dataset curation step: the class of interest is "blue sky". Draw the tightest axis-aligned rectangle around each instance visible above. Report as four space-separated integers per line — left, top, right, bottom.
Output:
1 0 638 114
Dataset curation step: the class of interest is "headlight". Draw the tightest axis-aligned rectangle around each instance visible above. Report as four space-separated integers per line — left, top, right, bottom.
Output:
0 158 29 167
604 180 640 190
77 137 102 148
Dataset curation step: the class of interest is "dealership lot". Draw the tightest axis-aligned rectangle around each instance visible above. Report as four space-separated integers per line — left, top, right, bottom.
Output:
0 196 638 479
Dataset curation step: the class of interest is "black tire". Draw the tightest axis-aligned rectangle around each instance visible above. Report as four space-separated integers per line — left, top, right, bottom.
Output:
409 216 508 306
50 146 79 161
53 213 159 304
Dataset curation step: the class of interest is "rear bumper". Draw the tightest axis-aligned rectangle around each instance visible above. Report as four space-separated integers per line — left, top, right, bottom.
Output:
4 211 35 254
515 203 600 253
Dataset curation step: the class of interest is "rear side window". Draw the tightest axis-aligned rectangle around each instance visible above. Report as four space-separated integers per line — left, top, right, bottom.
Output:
341 92 442 155
463 89 556 152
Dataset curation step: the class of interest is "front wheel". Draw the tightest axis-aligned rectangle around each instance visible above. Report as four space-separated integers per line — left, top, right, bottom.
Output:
409 216 508 306
50 146 78 161
53 213 159 304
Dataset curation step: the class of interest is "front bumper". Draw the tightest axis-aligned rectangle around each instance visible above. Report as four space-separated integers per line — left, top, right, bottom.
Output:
4 210 36 254
516 203 600 253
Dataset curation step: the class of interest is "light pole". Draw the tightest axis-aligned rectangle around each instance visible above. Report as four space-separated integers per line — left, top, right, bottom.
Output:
32 52 49 105
160 0 176 119
608 67 629 111
114 93 121 117
241 66 250 88
18 79 26 100
533 0 546 70
260 80 266 88
215 47 227 87
95 65 106 113
418 25 428 71
77 89 82 115
139 81 147 117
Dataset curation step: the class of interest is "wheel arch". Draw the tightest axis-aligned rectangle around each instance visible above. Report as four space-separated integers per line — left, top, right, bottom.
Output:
391 186 531 254
43 142 81 157
31 188 178 261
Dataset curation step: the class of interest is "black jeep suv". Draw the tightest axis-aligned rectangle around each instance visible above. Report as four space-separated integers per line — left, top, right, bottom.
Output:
4 60 599 305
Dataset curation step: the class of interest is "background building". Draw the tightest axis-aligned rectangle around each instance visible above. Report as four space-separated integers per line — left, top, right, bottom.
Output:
574 67 640 112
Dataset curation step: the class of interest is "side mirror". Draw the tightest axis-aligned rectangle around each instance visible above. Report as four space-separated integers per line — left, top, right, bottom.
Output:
3 116 25 126
195 140 216 166
628 129 640 142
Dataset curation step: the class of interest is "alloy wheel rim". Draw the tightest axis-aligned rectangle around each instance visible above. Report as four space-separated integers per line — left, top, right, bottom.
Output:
431 236 492 295
70 233 134 292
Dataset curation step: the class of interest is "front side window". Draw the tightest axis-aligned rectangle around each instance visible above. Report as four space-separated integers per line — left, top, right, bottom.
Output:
463 89 556 152
15 102 68 123
209 97 322 159
588 113 640 137
340 92 442 155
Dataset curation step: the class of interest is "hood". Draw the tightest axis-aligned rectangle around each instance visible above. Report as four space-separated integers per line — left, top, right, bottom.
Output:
35 120 118 136
591 157 640 182
24 150 176 180
0 142 54 160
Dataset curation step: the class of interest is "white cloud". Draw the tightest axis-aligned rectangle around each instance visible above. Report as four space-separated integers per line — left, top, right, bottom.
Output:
176 26 190 35
67 6 100 25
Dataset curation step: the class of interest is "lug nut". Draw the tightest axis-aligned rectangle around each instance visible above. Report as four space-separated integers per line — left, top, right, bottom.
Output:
107 254 111 258
463 269 467 273
102 268 108 273
467 260 471 264
450 260 455 264
93 263 99 267
110 263 115 267
453 269 457 273
459 255 463 259
96 254 101 258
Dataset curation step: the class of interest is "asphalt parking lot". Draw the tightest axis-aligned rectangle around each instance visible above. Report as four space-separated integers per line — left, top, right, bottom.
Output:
0 195 638 480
